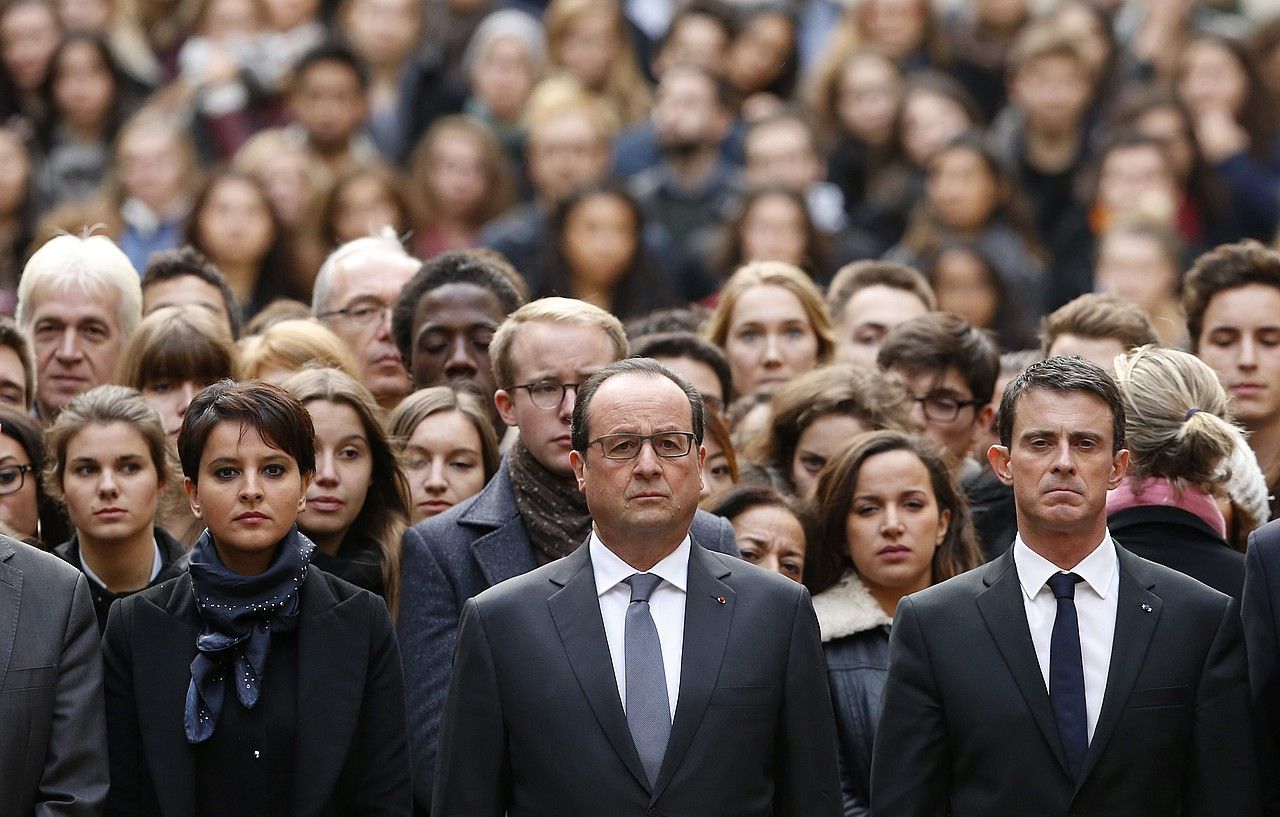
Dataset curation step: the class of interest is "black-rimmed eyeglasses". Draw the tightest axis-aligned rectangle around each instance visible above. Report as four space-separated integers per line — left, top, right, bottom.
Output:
0 464 34 496
512 380 582 410
588 432 697 460
909 393 986 423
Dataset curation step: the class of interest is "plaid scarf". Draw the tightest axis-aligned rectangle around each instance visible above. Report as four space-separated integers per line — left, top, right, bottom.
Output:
507 439 592 565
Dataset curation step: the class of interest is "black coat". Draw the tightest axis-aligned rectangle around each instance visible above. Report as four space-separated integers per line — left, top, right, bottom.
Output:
101 568 411 817
1243 520 1280 815
1108 504 1244 604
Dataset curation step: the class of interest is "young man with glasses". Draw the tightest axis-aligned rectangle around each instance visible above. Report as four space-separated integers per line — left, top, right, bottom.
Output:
398 298 738 814
432 358 838 816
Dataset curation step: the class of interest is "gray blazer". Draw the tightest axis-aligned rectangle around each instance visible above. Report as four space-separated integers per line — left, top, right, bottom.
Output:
432 538 841 816
0 537 107 817
398 462 738 811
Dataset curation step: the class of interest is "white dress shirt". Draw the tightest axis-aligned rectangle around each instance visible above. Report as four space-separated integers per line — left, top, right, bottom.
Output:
1013 532 1119 742
591 531 688 720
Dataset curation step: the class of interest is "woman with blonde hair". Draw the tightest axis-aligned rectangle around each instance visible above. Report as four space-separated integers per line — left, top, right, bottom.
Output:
703 261 836 396
283 367 411 614
237 319 361 383
1107 345 1259 602
542 0 650 126
387 386 500 524
757 363 914 498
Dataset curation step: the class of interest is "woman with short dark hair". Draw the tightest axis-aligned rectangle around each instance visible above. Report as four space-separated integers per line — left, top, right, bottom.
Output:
102 379 412 816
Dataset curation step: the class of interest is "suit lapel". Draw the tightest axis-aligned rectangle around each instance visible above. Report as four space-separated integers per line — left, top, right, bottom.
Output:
975 550 1071 776
465 469 536 589
293 573 364 816
0 540 19 692
546 544 650 792
134 578 200 817
1076 548 1161 786
651 542 734 801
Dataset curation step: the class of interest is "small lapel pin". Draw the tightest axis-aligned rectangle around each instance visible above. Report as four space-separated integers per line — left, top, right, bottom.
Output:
1141 603 1153 613
716 596 726 605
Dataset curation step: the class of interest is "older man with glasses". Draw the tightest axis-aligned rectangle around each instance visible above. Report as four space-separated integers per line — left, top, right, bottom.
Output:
397 298 738 814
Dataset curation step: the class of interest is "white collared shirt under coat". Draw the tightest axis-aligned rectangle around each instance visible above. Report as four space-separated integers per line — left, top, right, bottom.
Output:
1013 532 1120 742
591 531 688 720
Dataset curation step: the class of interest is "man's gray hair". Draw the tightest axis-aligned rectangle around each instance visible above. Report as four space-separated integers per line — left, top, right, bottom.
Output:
571 358 705 454
17 235 142 336
311 228 417 315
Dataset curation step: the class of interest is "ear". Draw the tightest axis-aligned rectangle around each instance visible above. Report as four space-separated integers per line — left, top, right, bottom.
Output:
183 477 201 518
974 403 995 434
494 389 519 428
1108 448 1130 489
697 444 707 492
298 471 314 511
935 507 952 545
987 444 1013 486
570 448 587 492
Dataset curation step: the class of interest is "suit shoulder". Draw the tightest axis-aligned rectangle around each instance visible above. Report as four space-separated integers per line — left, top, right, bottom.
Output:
469 556 567 614
6 538 83 588
904 559 1001 615
1250 519 1280 561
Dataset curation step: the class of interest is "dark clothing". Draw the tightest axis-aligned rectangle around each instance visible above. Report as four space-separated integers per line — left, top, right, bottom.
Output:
311 534 385 600
194 632 297 817
872 545 1259 817
397 460 739 811
55 526 188 632
1109 504 1245 604
1244 520 1280 815
964 468 1017 563
610 120 746 177
101 568 411 817
629 159 743 275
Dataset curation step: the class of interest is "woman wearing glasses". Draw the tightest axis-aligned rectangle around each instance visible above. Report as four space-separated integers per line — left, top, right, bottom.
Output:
0 406 64 546
804 430 982 816
101 379 412 815
46 386 187 632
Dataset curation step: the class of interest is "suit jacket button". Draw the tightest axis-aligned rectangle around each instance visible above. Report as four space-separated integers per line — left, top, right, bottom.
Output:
647 809 660 817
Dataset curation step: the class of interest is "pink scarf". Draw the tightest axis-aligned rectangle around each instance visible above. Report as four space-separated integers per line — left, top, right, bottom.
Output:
1106 477 1226 537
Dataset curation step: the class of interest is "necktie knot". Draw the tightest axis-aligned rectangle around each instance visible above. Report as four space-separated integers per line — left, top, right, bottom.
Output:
626 572 663 603
1047 571 1083 601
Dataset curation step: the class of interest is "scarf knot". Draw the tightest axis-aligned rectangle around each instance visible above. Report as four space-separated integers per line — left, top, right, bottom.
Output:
183 525 313 744
507 440 592 564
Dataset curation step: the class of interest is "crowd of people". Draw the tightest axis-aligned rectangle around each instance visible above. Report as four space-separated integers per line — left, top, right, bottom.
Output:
7 0 1280 814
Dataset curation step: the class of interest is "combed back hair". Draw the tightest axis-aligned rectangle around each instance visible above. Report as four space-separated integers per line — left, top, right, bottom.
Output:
825 260 936 325
757 363 914 484
1000 349 1042 379
392 250 527 366
804 430 982 595
704 261 836 361
283 367 410 616
116 306 235 391
312 228 417 315
0 317 35 410
237 319 361 382
44 385 173 503
17 234 142 335
1039 293 1159 356
1111 345 1241 488
877 312 999 404
490 297 627 390
571 358 704 454
178 379 316 482
387 385 501 484
632 332 733 407
1184 240 1280 351
141 245 243 338
998 356 1126 452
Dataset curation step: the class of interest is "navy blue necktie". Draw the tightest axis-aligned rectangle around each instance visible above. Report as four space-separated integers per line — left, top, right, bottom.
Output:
624 573 671 787
1047 571 1088 780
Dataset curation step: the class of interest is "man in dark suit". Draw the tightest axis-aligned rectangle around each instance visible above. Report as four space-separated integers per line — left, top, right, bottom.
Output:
398 299 738 811
0 536 107 817
432 358 839 816
1245 519 1280 814
872 356 1259 817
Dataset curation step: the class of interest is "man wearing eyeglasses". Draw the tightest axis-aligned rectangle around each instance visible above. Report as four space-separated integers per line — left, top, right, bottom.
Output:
432 357 837 817
398 299 738 813
312 233 421 409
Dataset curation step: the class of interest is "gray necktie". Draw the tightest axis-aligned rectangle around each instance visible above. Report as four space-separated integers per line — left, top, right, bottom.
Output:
624 572 671 787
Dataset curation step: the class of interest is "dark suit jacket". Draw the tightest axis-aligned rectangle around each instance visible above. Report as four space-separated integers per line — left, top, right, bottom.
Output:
872 545 1259 817
398 462 738 810
0 537 106 817
1244 520 1280 815
1110 504 1245 604
101 568 411 817
431 539 841 817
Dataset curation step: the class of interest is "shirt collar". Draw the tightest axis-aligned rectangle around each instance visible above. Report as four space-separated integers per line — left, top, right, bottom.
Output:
79 537 163 591
590 530 691 597
1013 530 1117 601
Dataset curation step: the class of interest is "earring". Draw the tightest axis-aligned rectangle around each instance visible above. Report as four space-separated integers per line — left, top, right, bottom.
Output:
191 507 202 518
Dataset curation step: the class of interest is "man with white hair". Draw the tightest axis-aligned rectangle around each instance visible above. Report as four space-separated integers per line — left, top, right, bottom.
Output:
17 234 142 424
312 231 421 409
